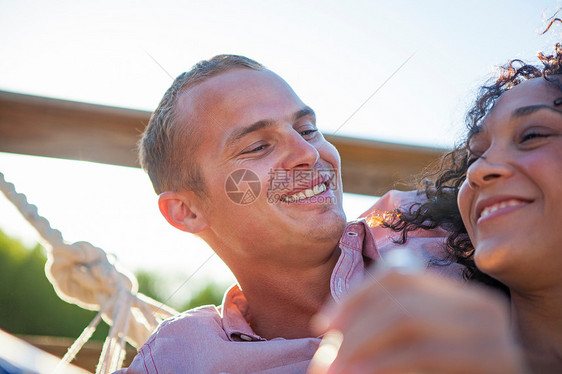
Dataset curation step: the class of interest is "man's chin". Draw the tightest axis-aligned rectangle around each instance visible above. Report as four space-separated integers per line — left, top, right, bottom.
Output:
303 210 347 242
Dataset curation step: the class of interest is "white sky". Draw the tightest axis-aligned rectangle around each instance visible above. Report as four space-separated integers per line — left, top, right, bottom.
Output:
0 0 560 304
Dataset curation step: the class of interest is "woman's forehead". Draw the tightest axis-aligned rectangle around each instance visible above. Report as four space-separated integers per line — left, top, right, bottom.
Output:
496 77 561 110
481 77 561 125
469 77 562 145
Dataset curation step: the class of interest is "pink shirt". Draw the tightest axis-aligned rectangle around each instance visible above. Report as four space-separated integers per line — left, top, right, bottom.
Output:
117 190 464 374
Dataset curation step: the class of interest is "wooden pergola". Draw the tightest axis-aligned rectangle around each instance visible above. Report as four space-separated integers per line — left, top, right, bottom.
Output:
0 90 447 196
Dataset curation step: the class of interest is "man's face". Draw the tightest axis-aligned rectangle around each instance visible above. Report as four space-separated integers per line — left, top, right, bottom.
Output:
177 68 346 265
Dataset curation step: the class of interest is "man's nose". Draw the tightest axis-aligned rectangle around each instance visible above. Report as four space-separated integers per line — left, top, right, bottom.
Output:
280 132 319 170
466 152 514 189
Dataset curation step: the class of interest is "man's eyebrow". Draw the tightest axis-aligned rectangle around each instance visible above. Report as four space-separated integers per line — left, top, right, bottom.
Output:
224 106 316 149
511 104 562 118
293 106 316 122
225 120 275 149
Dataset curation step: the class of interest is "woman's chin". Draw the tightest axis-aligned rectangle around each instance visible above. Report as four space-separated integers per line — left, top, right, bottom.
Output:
473 244 513 282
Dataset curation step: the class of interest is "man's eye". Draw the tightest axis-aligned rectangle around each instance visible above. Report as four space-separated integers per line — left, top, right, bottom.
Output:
243 144 267 154
300 129 318 137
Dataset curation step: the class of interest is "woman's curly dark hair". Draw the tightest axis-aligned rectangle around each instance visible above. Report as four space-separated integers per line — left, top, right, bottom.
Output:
386 41 562 295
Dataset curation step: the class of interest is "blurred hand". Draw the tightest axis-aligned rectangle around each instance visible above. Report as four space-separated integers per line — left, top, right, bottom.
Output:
308 261 527 374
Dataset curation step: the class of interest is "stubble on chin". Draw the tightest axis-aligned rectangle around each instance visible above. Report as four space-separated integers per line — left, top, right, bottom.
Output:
306 211 347 243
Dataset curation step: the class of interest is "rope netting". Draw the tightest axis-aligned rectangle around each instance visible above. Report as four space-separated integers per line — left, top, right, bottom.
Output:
0 172 178 373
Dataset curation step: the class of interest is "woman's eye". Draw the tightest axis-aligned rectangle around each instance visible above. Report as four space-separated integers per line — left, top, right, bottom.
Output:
520 125 553 143
467 155 480 166
521 131 549 142
466 146 484 166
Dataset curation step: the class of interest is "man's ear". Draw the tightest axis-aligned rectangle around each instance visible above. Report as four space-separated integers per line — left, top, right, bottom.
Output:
158 191 209 233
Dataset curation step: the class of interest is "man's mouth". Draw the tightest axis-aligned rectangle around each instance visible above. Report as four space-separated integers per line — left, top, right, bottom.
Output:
280 181 328 202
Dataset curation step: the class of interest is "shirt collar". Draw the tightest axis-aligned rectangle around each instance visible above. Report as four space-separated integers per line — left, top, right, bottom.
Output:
221 284 265 342
339 218 379 258
220 219 380 342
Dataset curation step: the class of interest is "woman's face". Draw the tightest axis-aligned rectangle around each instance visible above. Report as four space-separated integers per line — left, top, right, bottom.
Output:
457 77 562 290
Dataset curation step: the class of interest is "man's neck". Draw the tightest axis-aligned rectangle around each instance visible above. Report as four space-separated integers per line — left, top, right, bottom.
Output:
233 246 341 340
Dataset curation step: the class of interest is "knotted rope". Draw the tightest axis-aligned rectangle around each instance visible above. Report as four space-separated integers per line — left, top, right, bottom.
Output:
0 172 178 373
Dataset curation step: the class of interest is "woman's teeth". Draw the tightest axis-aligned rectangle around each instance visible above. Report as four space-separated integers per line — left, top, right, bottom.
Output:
480 199 524 219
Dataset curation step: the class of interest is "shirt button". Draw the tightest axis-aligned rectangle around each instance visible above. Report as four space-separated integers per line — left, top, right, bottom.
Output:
239 334 252 341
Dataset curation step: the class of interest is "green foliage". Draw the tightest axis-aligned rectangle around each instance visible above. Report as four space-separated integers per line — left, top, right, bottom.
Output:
0 228 228 341
135 270 227 312
181 282 226 311
135 269 162 302
0 229 109 340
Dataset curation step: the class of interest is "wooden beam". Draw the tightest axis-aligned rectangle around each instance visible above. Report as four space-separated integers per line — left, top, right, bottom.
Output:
325 134 445 196
0 90 447 196
0 91 147 167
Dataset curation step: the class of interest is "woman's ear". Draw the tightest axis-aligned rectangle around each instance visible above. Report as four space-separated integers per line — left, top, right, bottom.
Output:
158 191 209 233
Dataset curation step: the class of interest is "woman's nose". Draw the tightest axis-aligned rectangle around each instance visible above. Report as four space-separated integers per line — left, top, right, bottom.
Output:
466 154 514 189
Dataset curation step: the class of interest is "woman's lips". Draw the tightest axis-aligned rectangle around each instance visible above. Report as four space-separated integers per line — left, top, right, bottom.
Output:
475 197 531 224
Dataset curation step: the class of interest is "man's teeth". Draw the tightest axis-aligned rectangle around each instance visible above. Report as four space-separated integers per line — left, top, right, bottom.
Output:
284 183 326 202
480 199 524 219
